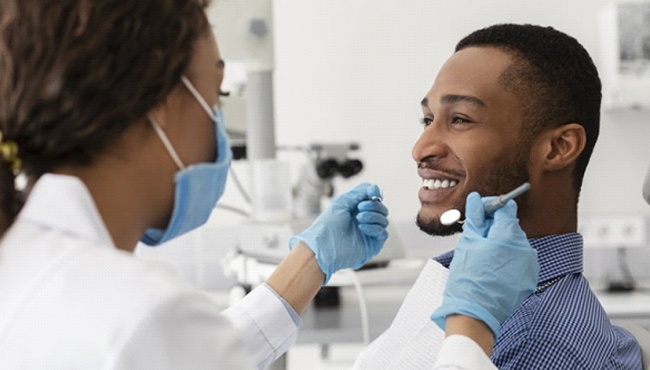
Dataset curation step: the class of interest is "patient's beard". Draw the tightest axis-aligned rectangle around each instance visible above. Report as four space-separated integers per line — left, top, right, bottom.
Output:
416 203 464 236
415 150 529 237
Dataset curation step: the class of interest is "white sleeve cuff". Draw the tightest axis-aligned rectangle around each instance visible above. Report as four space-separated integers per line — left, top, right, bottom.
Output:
261 282 301 326
434 335 498 370
221 285 299 369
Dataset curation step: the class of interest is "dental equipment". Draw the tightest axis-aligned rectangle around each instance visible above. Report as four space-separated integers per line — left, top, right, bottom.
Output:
440 182 531 226
370 189 384 202
293 142 364 219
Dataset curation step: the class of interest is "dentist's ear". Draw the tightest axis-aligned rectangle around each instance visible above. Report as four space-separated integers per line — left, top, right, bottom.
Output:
146 77 192 130
145 102 172 130
536 123 586 172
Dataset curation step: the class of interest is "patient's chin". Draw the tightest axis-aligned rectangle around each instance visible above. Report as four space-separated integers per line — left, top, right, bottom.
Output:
415 213 462 236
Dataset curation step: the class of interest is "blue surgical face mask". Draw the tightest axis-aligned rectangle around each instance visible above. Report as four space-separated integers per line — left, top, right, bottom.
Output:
141 76 232 246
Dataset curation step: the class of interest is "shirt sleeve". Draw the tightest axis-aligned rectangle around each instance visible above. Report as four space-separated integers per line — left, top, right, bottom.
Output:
221 284 300 369
434 335 498 370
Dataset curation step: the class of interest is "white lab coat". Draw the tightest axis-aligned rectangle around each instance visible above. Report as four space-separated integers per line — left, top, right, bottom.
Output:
0 174 298 369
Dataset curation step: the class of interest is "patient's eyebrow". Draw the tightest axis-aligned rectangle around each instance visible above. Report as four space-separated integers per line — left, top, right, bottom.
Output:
420 95 486 108
440 94 485 107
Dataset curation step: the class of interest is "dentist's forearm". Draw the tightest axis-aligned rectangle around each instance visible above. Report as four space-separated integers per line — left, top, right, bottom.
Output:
444 315 494 357
266 242 324 314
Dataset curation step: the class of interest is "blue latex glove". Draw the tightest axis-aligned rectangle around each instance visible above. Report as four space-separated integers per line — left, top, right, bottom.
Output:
289 183 389 284
431 192 539 340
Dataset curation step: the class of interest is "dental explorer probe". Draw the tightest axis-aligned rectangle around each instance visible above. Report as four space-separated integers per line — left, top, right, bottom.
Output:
369 186 384 202
440 182 531 226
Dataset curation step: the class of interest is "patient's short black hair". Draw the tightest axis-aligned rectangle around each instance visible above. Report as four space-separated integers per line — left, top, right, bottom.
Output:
456 24 601 196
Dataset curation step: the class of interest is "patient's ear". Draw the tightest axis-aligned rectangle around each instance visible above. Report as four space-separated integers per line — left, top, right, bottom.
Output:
535 123 586 172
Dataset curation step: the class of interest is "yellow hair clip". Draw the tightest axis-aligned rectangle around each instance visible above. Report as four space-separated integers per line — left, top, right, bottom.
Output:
0 131 22 173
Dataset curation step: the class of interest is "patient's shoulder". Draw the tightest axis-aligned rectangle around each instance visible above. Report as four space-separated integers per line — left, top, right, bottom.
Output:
493 273 639 369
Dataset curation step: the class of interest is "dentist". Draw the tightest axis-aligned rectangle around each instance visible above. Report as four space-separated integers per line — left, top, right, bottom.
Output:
0 1 540 369
0 1 387 368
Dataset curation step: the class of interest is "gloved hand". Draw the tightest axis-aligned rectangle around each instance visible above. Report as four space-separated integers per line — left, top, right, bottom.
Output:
431 192 539 340
289 183 389 284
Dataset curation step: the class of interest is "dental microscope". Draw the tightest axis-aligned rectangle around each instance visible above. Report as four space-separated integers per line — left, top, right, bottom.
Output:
293 143 364 219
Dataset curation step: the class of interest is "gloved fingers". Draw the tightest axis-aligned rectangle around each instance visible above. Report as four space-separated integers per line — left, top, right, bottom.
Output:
462 192 488 235
492 198 518 219
488 200 528 243
357 199 389 216
332 182 374 209
465 192 485 220
356 211 389 227
365 183 382 199
358 223 388 238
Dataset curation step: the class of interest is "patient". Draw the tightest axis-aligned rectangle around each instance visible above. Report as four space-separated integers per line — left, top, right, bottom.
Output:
358 23 642 369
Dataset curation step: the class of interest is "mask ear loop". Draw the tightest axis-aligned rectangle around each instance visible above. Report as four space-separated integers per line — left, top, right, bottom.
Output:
180 75 217 121
147 114 186 170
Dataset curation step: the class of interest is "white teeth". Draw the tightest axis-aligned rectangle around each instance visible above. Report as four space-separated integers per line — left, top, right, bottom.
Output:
422 178 459 190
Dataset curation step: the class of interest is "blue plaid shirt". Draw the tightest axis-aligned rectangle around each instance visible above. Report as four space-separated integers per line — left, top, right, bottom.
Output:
435 233 642 369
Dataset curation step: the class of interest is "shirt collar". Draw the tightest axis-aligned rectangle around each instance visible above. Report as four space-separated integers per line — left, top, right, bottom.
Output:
18 173 115 248
529 233 583 282
435 233 584 284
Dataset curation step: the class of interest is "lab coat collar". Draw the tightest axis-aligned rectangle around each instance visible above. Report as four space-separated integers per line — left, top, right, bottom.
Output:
18 173 115 248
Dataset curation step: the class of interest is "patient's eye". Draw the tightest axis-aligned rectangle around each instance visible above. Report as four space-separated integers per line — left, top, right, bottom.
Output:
419 117 433 127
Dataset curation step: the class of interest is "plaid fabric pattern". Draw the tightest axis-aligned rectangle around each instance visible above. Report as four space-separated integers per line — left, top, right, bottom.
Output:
435 233 642 369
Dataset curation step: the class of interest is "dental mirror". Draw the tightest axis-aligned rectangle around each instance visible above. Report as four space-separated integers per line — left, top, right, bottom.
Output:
440 209 462 226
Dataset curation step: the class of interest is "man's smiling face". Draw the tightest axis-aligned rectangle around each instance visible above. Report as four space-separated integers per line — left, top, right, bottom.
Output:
413 46 531 236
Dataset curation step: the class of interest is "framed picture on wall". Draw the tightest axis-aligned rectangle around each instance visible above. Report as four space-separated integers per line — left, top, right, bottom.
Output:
600 1 650 110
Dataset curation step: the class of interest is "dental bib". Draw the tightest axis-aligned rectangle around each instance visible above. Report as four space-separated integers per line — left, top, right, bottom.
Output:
352 259 448 369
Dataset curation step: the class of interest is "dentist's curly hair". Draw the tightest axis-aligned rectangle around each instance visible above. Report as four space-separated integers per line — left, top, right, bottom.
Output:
456 24 601 199
0 0 212 233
